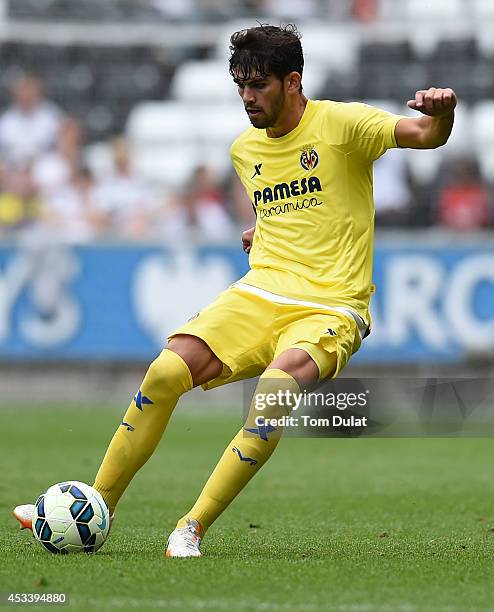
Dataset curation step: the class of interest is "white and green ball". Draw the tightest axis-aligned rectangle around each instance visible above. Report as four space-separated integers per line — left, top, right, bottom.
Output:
32 481 110 554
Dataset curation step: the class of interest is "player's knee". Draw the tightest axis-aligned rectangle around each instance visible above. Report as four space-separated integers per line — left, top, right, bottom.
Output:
167 334 223 387
247 368 301 424
144 348 193 396
145 354 170 387
267 348 321 388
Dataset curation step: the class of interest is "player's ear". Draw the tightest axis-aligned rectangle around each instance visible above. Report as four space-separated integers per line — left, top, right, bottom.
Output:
286 71 302 95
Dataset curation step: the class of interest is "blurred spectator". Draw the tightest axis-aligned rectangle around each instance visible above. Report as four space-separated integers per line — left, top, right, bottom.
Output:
436 158 492 230
374 149 411 226
161 165 235 241
0 74 62 167
93 138 158 240
0 161 39 235
32 117 83 198
40 166 103 243
353 0 378 21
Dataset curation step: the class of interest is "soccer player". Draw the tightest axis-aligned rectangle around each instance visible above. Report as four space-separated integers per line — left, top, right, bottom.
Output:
14 25 456 557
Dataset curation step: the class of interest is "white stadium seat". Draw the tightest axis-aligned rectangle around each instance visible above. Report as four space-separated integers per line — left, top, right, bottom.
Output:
477 24 494 56
194 104 248 144
300 62 329 99
126 101 249 188
132 143 232 189
197 143 233 180
301 25 358 74
132 144 200 188
440 102 473 158
377 0 404 20
406 0 466 20
477 151 494 183
408 27 445 59
263 0 320 19
84 142 114 180
170 60 237 102
406 148 443 185
127 102 194 144
128 101 247 146
473 0 494 19
472 101 494 182
472 102 494 149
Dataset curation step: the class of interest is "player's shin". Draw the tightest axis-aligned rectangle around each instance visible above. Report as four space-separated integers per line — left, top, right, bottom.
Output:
93 349 193 513
177 368 300 532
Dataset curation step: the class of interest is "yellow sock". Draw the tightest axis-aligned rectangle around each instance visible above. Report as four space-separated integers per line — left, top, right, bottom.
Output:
177 368 300 532
93 349 193 512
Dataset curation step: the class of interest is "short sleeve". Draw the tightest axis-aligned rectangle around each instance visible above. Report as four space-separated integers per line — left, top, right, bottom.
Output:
230 139 243 179
342 102 406 162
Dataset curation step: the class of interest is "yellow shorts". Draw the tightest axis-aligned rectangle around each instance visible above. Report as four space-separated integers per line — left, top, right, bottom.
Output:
168 285 362 390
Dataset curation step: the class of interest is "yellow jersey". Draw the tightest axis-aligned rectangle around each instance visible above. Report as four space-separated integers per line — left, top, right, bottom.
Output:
230 99 404 325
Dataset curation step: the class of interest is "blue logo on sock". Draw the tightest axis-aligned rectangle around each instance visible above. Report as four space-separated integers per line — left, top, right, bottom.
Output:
244 418 277 441
134 389 154 411
121 421 135 432
232 447 258 466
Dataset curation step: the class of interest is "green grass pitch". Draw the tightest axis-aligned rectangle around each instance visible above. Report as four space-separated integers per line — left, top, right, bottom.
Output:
0 403 493 611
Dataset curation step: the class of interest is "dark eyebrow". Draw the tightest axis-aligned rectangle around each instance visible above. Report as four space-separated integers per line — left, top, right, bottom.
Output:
233 77 268 87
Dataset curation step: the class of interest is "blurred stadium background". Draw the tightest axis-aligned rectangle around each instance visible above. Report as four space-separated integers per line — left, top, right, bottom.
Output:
1 0 494 406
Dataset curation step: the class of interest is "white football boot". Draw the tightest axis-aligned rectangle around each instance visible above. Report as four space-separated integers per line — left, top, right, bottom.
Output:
12 504 35 530
166 519 203 558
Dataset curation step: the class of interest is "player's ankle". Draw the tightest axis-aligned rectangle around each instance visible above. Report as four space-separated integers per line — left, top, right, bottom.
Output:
91 486 114 515
176 516 205 535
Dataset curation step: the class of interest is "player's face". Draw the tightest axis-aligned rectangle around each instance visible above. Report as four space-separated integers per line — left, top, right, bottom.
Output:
235 73 286 129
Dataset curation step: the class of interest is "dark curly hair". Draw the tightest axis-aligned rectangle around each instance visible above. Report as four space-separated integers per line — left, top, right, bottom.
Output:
229 24 304 91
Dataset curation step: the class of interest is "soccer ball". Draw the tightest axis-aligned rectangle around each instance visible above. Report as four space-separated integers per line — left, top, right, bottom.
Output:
32 481 110 554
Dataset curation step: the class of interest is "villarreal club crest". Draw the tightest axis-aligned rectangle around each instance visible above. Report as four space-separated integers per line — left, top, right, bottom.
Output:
300 144 319 171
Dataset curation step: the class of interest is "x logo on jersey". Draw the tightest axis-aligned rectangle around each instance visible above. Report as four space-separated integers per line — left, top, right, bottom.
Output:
251 163 262 179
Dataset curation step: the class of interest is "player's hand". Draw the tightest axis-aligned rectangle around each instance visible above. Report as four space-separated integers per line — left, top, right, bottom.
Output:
242 226 255 254
407 88 457 117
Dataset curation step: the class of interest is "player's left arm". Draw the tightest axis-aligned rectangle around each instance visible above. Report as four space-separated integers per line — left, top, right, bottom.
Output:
395 87 457 149
242 225 255 254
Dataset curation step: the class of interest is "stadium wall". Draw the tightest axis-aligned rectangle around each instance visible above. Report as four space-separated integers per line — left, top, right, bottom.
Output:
1 232 493 366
